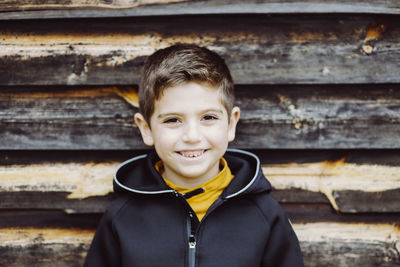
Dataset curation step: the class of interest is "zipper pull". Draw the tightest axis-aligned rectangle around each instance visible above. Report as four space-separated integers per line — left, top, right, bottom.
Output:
189 234 196 249
187 212 197 267
188 234 196 267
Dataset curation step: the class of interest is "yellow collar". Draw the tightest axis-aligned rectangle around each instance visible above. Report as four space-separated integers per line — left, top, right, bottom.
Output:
156 158 234 221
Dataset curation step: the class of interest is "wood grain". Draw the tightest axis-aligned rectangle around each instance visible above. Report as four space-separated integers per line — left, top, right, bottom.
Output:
0 223 398 266
296 223 400 267
1 85 399 149
1 0 400 20
0 15 399 85
1 158 398 213
264 158 400 212
0 1 398 265
0 228 93 267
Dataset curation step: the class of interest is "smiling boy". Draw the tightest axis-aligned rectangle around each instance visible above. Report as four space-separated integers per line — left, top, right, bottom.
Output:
84 44 304 267
135 82 240 189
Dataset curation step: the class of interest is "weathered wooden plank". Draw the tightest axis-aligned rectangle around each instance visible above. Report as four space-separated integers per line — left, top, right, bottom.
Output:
1 158 399 213
0 15 399 85
265 158 400 212
0 161 117 199
0 228 93 267
2 149 399 166
234 84 400 149
1 205 398 229
0 87 142 149
0 192 114 213
281 203 400 223
252 148 400 166
296 223 400 267
0 210 102 228
0 223 398 266
1 0 400 20
1 84 400 149
0 150 139 165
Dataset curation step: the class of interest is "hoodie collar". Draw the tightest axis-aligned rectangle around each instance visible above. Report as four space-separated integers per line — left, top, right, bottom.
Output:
113 148 271 198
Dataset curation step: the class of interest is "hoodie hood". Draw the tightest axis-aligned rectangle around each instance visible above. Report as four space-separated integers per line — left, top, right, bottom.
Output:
114 148 271 199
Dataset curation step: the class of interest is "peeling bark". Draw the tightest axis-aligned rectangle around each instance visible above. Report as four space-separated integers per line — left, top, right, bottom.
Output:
1 85 400 149
0 15 399 85
0 159 398 212
0 223 398 267
1 0 400 20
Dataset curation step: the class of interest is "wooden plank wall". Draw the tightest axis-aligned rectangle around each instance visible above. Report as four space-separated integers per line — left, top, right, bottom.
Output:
0 1 399 266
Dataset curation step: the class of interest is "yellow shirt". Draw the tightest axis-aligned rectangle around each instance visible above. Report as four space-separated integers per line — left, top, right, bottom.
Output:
156 158 234 221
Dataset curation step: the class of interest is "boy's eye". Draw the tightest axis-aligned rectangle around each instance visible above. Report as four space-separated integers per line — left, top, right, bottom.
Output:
202 115 218 121
163 118 180 124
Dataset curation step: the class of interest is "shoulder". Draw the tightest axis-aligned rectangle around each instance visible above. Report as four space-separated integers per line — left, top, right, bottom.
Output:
248 192 288 224
102 195 132 224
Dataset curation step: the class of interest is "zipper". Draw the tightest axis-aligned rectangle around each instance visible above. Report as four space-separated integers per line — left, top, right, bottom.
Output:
174 191 199 267
185 199 226 267
175 189 226 267
187 212 196 267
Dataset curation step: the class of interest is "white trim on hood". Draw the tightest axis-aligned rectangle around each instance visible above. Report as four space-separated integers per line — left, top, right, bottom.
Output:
224 148 261 199
113 154 175 195
113 148 260 197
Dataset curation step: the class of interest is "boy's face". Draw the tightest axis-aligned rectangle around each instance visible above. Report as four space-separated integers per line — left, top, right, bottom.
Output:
135 82 240 188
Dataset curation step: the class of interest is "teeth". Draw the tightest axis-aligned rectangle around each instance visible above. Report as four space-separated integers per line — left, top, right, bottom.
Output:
180 150 204 158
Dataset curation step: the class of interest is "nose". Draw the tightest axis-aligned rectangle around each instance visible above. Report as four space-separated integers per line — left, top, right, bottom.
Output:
182 121 202 143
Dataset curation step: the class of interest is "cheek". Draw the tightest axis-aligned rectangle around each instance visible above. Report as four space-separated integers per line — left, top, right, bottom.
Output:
206 126 230 144
153 130 178 148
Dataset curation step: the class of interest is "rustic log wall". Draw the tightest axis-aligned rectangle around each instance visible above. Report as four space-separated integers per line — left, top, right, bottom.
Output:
0 1 399 266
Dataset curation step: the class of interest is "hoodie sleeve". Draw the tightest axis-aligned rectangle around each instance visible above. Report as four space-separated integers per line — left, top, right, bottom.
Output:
260 199 305 267
84 201 124 267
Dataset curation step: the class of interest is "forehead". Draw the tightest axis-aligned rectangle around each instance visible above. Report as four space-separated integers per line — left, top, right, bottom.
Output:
154 82 226 112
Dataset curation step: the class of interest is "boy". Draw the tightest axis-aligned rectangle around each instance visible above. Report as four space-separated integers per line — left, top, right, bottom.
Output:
84 44 304 267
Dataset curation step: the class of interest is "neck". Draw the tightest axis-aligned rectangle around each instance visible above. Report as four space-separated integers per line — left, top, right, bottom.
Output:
162 166 219 188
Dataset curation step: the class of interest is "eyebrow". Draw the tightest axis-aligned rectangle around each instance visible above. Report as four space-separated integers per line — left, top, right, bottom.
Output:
156 113 179 120
156 109 224 120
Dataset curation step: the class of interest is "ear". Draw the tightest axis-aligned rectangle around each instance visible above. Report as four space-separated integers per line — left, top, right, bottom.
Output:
228 106 240 142
134 113 154 146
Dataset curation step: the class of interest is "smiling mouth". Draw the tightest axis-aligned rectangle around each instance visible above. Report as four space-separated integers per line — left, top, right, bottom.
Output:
178 150 207 158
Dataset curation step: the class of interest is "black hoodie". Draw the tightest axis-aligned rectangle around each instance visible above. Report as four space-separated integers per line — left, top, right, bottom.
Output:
84 149 304 267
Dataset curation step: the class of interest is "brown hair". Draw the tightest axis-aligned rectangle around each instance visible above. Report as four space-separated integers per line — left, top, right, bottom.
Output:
138 43 235 123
